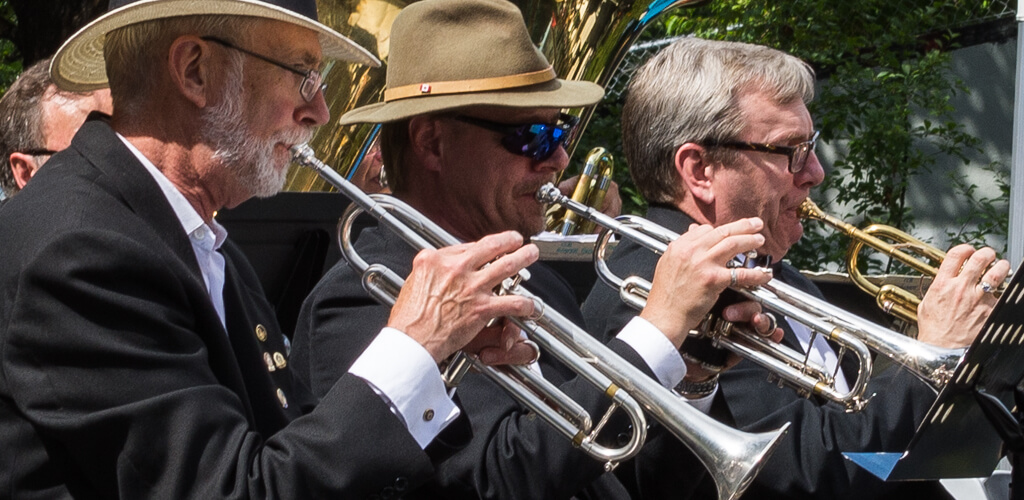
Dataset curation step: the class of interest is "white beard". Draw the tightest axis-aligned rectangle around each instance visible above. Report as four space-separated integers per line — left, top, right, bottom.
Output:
199 57 313 198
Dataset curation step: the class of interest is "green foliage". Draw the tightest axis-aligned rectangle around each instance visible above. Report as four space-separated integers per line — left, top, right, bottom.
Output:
649 0 1006 273
0 0 20 93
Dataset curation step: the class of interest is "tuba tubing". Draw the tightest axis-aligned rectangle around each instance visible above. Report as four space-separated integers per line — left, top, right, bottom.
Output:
293 144 789 500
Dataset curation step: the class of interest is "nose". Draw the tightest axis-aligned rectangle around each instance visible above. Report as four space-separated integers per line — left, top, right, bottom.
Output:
296 89 330 127
796 151 825 188
535 145 569 174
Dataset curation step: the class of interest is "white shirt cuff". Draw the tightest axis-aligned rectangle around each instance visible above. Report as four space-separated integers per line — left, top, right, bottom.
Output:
615 316 687 389
349 327 460 449
681 386 718 414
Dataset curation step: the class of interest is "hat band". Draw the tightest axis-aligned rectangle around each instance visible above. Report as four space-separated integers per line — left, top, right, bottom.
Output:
384 67 556 102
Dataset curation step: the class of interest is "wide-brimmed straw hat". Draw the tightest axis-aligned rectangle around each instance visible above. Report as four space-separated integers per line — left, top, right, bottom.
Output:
51 0 380 92
340 0 604 125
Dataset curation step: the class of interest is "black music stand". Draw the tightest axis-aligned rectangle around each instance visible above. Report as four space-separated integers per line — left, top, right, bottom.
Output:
844 264 1024 496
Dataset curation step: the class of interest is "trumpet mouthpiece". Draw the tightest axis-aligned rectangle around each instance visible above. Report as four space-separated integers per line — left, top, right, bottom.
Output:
797 198 824 220
536 183 563 204
290 143 315 165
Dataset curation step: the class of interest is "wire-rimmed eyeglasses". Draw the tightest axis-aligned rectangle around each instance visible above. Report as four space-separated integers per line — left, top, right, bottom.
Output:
201 36 326 103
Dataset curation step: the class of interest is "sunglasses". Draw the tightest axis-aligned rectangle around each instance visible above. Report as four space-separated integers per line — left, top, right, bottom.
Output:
453 113 579 161
707 130 820 174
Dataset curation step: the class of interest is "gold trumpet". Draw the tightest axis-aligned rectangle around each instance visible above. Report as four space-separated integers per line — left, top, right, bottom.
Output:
292 144 790 500
799 198 948 325
545 147 615 235
537 183 967 398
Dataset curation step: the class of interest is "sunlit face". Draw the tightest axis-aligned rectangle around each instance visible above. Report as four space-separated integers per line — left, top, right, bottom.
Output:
201 20 327 200
431 106 568 241
708 90 825 260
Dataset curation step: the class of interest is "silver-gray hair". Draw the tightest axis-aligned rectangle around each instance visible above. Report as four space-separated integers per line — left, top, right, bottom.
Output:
0 58 99 197
622 37 815 204
104 15 259 116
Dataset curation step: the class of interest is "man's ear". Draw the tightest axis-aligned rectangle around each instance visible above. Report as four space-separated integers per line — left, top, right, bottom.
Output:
167 36 212 108
674 143 715 205
9 153 38 189
408 115 445 172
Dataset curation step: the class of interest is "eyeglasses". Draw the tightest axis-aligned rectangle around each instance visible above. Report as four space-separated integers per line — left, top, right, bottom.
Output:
708 130 820 174
201 36 325 103
453 113 579 162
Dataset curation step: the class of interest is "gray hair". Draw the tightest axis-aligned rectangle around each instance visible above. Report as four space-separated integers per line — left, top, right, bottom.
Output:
0 59 66 197
622 37 815 204
104 15 259 115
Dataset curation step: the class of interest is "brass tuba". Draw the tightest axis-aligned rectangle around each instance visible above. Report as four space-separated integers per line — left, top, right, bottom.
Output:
284 0 708 191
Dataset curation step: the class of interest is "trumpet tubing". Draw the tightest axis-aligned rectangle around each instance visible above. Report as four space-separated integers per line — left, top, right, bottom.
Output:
538 183 966 398
293 145 788 500
798 198 944 324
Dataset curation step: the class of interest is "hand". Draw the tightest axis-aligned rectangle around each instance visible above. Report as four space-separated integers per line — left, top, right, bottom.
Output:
388 231 539 363
917 244 1010 349
556 175 622 220
682 302 784 382
463 320 540 366
640 218 774 348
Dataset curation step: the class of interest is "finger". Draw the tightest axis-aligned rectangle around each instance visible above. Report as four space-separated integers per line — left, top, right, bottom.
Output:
499 321 523 351
478 295 537 324
476 243 539 286
721 301 762 323
462 322 507 354
960 246 997 283
986 259 1012 284
978 258 1011 294
478 340 539 365
463 231 531 269
936 244 974 281
731 266 774 288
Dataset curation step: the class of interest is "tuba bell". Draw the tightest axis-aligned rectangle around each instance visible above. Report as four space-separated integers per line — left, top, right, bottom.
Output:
285 0 708 191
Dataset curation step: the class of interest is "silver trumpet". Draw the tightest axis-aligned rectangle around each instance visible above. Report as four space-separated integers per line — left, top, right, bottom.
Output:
538 183 966 411
292 144 789 500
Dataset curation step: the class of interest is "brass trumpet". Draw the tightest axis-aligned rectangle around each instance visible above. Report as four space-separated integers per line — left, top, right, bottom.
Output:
798 198 945 324
537 183 967 399
545 147 615 235
292 145 790 500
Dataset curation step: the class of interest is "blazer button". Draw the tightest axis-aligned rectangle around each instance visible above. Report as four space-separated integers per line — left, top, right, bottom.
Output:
381 486 395 498
273 352 287 370
255 324 268 341
394 477 408 491
276 388 288 409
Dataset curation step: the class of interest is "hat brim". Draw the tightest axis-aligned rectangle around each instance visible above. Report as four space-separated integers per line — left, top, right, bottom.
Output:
51 0 380 92
339 79 605 125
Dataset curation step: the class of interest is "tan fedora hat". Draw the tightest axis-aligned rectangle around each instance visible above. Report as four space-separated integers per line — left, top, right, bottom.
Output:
51 0 380 92
340 0 604 125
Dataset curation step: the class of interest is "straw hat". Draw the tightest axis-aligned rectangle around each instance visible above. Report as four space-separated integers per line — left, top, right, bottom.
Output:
340 0 604 124
51 0 380 92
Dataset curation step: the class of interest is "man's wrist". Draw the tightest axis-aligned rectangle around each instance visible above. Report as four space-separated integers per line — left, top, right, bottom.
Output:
675 375 719 399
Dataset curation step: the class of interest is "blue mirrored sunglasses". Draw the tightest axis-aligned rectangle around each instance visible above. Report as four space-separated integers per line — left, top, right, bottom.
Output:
453 113 579 161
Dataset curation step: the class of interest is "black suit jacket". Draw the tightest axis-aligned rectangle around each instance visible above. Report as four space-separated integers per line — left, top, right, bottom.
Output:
0 118 451 499
291 222 706 499
582 204 952 500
